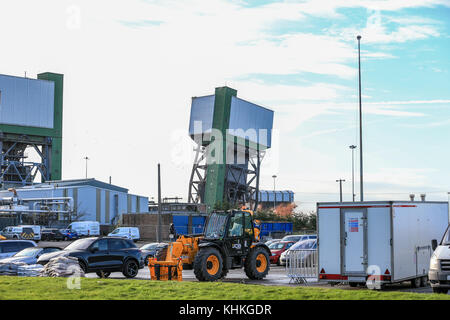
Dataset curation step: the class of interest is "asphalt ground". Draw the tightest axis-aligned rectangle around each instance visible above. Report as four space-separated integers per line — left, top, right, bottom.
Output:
37 240 448 295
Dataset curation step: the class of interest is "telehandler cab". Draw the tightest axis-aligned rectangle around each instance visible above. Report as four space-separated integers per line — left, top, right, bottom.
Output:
148 209 271 282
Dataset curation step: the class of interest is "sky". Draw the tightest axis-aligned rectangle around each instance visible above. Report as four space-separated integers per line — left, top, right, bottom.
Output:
0 0 449 212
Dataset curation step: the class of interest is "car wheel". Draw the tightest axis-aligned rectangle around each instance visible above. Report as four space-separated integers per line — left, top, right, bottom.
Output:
122 259 139 278
79 261 87 273
96 271 111 278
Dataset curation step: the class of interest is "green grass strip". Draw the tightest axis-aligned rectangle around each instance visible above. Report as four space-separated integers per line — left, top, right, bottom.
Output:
0 276 448 300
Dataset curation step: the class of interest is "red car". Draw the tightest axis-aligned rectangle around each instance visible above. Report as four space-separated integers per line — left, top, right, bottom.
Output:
268 241 295 265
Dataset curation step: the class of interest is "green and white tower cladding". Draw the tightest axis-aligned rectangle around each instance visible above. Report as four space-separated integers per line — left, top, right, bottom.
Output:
188 87 274 212
0 72 63 189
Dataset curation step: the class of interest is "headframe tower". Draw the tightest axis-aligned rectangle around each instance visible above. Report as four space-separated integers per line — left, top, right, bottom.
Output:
187 87 274 212
0 72 63 189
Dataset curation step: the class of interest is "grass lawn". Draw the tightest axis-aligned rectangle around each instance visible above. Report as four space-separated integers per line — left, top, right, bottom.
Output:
0 276 449 300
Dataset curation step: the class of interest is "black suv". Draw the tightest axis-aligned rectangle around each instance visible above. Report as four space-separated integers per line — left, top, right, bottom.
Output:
37 237 144 278
41 228 65 241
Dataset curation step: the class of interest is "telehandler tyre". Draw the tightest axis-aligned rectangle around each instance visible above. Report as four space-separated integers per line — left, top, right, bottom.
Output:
244 246 270 280
193 247 223 282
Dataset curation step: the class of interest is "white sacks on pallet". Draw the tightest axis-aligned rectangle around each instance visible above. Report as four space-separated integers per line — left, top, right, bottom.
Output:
0 262 44 277
18 264 44 277
40 256 85 278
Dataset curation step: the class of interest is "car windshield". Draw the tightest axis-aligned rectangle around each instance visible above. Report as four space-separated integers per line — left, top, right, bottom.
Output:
282 236 300 242
269 242 287 250
141 243 158 250
290 240 316 250
13 247 40 257
64 238 96 251
442 226 450 245
111 229 120 234
204 213 228 239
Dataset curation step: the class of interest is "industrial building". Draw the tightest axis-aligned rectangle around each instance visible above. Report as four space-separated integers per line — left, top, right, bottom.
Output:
0 178 149 230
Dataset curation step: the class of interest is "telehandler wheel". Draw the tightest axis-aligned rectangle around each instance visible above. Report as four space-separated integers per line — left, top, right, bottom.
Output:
193 247 223 282
244 246 270 280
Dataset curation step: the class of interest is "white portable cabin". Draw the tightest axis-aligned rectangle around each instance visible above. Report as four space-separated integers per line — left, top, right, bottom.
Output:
317 201 449 285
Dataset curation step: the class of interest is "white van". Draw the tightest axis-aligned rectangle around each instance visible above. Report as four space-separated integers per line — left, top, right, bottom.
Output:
429 225 450 294
108 227 140 242
18 225 41 241
2 226 41 241
66 221 100 236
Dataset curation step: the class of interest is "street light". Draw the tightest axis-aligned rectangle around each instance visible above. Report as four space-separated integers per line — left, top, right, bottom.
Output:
357 35 364 202
349 145 357 201
272 175 277 211
336 179 346 202
83 156 90 179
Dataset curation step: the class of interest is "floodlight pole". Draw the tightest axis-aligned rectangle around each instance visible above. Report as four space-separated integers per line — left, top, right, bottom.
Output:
357 35 364 202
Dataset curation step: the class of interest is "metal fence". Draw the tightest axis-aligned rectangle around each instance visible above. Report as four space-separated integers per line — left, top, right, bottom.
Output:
285 249 318 284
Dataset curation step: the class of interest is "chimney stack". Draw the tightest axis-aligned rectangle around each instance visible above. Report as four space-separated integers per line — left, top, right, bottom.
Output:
409 194 415 201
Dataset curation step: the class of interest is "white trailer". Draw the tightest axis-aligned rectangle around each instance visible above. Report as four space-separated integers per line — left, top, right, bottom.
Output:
317 201 449 288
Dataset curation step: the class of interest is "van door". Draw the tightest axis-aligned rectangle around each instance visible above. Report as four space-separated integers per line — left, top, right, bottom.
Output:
342 209 367 275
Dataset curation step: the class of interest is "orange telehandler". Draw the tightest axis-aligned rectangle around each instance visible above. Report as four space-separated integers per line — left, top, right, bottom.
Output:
148 209 269 282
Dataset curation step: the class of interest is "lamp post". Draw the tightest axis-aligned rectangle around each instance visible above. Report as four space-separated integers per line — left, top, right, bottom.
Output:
157 163 162 243
83 156 90 179
272 175 277 211
357 35 364 202
349 145 357 201
336 179 346 202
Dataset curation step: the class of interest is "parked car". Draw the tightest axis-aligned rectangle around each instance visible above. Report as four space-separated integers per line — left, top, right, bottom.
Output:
281 234 316 243
429 224 450 294
1 226 41 241
37 236 144 278
66 221 100 236
264 239 281 247
140 242 168 265
279 238 317 266
268 241 295 265
107 227 140 242
0 240 37 260
41 228 65 241
60 229 79 240
0 246 61 264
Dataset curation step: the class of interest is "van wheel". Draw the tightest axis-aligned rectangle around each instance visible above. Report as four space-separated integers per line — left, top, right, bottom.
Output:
411 277 421 288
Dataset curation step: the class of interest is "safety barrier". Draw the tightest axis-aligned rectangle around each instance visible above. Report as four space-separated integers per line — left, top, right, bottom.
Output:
285 249 318 284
